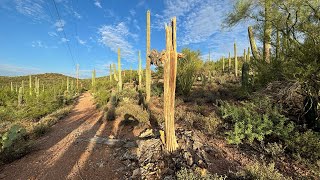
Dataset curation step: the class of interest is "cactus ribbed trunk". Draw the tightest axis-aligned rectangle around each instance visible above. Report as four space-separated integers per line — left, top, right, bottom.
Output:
15 83 18 93
67 77 69 93
248 26 260 60
234 42 238 77
164 17 178 152
29 75 32 96
76 64 79 93
21 80 24 94
247 47 251 62
109 64 112 83
208 50 211 61
118 48 122 92
145 10 151 103
276 30 280 59
10 82 13 92
18 87 23 106
222 56 225 74
138 50 142 90
92 69 96 93
244 49 247 62
42 84 44 93
263 0 272 63
228 52 231 74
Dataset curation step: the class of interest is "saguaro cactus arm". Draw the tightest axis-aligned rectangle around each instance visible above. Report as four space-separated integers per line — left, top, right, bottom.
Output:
248 26 260 60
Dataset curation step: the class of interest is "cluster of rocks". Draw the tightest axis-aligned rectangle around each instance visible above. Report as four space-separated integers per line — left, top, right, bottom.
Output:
117 128 214 179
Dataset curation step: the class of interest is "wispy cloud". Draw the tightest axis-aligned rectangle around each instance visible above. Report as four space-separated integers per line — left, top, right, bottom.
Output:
14 0 48 21
76 36 86 45
129 9 136 16
60 37 69 43
94 0 102 8
48 31 58 37
31 40 47 48
54 19 66 32
98 22 137 62
0 64 41 76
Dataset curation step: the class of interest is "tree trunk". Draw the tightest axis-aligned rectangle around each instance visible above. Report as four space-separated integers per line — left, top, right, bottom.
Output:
263 0 272 63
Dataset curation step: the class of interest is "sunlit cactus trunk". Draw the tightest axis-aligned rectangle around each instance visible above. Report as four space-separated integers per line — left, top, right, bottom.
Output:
118 48 122 92
29 75 32 96
163 17 178 152
247 47 251 62
145 10 151 103
222 56 225 74
10 82 13 92
76 64 79 93
244 49 246 63
138 50 142 90
248 26 260 60
42 84 44 93
208 50 211 61
92 69 96 93
130 66 133 83
228 52 231 74
109 64 112 83
21 80 24 94
113 64 118 81
67 77 70 93
18 87 23 106
263 0 272 63
234 42 238 77
15 83 18 93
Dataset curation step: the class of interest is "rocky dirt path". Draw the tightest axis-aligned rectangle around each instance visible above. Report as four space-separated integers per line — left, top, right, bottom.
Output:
0 92 127 180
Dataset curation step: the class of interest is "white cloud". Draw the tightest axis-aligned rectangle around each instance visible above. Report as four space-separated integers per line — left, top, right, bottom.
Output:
129 9 136 16
73 11 81 19
0 64 41 76
54 19 66 32
94 0 102 8
60 37 69 43
14 0 48 21
31 40 48 48
76 37 86 45
48 31 58 37
98 22 137 62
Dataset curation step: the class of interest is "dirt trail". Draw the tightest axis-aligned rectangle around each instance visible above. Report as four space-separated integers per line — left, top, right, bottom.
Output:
0 92 126 180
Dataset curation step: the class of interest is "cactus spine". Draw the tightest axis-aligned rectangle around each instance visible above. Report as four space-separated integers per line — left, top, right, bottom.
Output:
118 48 122 92
163 17 178 152
145 10 151 103
18 87 23 106
29 75 32 96
138 50 142 90
234 42 238 77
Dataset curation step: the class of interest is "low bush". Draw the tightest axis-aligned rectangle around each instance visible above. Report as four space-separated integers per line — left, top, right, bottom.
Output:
176 167 227 180
237 162 288 180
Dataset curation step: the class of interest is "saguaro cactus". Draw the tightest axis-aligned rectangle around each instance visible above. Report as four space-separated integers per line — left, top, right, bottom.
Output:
208 50 211 61
18 87 23 106
138 50 142 90
263 0 272 63
109 64 112 83
248 26 260 60
244 49 246 63
29 75 32 96
118 48 122 92
247 47 251 62
113 64 118 81
145 10 151 103
228 52 231 74
92 69 96 92
67 77 70 93
10 82 13 92
234 42 238 77
163 17 178 152
21 80 24 94
222 56 225 73
76 64 79 92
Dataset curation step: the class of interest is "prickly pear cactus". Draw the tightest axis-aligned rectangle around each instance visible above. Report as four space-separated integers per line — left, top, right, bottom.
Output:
241 62 250 90
1 124 27 150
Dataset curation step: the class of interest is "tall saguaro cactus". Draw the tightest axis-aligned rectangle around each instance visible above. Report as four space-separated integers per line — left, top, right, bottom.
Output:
145 10 151 103
228 52 231 74
163 17 178 152
18 87 23 106
234 42 238 77
113 64 118 81
118 48 122 92
247 47 251 62
109 64 112 83
76 64 79 92
222 56 225 73
67 77 70 93
263 0 272 63
29 75 32 96
10 82 13 92
248 26 260 60
92 69 96 93
138 50 142 90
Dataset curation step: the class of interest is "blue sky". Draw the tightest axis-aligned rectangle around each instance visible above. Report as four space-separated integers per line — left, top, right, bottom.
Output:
0 0 250 78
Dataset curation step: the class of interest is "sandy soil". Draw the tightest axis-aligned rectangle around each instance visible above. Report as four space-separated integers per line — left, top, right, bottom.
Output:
0 92 126 180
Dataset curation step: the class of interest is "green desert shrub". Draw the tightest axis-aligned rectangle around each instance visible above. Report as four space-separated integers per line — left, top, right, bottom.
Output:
116 100 149 124
220 99 294 145
237 162 288 180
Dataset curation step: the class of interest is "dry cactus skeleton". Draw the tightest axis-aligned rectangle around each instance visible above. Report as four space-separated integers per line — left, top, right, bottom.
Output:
148 49 184 67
